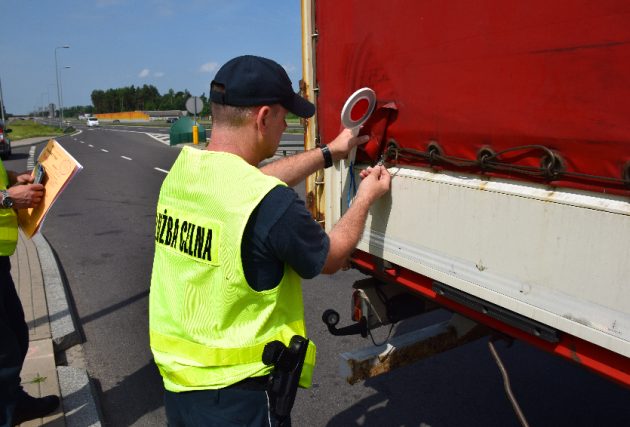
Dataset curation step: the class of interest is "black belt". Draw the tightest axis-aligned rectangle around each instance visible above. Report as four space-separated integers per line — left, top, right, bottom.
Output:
227 375 270 391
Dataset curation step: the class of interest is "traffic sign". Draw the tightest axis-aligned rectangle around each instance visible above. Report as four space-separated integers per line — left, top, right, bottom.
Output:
185 96 204 116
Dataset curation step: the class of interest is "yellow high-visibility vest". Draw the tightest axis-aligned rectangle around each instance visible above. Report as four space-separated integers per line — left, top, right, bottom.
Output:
149 147 316 392
0 160 18 256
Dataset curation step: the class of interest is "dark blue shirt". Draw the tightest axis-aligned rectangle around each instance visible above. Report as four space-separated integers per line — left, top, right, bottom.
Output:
242 186 330 291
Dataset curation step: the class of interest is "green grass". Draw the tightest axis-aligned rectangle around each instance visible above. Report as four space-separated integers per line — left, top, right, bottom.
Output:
6 120 64 140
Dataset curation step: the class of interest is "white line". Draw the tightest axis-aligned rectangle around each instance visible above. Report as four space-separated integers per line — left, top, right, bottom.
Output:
154 167 169 174
121 156 132 160
80 141 85 144
146 133 171 146
27 146 36 170
101 149 109 152
88 144 94 148
85 127 175 146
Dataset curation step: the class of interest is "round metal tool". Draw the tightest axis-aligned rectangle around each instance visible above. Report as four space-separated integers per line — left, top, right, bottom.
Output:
340 88 377 208
341 87 376 132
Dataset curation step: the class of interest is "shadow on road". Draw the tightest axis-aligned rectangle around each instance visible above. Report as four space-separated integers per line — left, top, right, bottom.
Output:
95 361 164 426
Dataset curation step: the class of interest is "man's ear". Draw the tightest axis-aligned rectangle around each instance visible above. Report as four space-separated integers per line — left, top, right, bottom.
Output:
255 106 272 133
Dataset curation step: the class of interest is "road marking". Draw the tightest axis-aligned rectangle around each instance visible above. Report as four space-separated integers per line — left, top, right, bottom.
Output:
154 167 169 174
27 146 36 170
88 144 94 148
80 141 85 144
121 156 132 160
146 133 171 145
94 127 173 146
101 149 109 152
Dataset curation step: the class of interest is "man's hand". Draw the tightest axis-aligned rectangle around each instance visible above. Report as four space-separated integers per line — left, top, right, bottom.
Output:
7 170 33 186
15 172 34 185
356 165 391 204
327 128 370 161
8 184 45 209
321 164 391 274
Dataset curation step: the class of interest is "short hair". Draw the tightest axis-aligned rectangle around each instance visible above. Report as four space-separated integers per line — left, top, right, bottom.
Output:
210 82 256 127
210 102 256 128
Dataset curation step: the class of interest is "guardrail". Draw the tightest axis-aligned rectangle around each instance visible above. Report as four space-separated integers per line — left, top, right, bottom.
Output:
277 142 304 156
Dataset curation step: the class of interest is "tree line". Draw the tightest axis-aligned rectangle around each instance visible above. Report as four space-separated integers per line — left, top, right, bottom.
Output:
90 85 210 115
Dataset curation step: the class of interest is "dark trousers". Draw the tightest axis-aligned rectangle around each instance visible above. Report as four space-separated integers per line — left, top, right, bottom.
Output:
164 387 291 427
0 257 29 427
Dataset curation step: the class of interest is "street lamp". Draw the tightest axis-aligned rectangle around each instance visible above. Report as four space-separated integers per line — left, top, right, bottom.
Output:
59 66 71 124
54 45 70 126
0 76 5 123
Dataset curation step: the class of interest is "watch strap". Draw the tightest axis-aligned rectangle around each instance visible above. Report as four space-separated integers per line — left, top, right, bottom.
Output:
320 145 333 169
0 190 12 209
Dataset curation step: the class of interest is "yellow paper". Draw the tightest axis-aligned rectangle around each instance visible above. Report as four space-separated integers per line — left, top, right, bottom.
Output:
18 139 83 237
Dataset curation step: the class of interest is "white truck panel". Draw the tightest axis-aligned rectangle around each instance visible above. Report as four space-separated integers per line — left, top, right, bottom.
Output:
327 163 630 358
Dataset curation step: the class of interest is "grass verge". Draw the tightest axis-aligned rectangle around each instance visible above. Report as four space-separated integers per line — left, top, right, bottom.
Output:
6 120 64 140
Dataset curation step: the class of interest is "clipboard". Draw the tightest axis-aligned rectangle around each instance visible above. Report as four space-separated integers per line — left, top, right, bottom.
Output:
18 139 83 237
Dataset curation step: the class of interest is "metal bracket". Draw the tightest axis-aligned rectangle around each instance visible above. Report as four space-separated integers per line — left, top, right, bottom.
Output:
433 281 560 343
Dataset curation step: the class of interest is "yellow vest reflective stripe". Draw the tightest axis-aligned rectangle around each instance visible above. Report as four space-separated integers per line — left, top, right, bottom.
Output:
0 161 18 256
150 320 316 388
150 148 316 392
155 341 316 390
150 319 306 366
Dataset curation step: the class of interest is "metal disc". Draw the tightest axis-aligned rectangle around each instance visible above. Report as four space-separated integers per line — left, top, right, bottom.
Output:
340 87 376 130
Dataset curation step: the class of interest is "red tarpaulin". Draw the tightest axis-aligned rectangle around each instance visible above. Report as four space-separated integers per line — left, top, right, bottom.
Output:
316 0 630 196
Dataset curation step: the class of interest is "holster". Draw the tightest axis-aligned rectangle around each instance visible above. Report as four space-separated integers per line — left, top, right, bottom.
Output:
262 335 309 424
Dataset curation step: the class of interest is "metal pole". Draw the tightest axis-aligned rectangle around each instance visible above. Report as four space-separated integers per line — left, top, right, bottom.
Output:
55 49 61 125
60 66 70 125
0 76 5 123
54 45 69 127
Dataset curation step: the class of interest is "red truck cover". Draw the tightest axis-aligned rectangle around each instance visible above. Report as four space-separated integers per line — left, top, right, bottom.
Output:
315 0 630 196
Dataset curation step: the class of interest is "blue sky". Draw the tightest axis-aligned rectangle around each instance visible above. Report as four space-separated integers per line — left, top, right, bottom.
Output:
1 0 303 114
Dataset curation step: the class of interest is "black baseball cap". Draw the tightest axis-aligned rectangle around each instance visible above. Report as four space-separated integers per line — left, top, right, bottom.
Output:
210 55 315 118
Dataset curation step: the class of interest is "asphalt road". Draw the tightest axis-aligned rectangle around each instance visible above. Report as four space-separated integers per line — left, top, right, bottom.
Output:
6 126 630 426
81 122 305 143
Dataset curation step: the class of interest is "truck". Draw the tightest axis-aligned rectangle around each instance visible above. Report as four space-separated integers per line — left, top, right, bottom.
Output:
300 0 630 397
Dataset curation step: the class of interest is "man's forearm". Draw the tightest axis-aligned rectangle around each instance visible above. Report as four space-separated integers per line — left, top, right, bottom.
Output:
321 195 372 274
261 147 326 187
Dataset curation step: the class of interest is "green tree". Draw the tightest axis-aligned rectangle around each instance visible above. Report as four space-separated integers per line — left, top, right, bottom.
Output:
89 85 201 113
91 90 106 113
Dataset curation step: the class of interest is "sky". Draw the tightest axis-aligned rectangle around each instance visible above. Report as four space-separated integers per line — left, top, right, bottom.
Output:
1 0 303 114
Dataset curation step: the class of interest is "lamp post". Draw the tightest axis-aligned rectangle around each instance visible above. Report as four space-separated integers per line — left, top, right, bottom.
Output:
54 45 70 127
0 76 5 123
59 66 71 124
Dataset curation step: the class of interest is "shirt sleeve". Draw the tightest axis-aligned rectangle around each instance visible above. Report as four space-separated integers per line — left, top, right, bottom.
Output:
265 188 330 279
242 186 330 291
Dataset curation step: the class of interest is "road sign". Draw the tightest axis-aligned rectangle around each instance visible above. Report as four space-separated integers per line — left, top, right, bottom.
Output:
185 96 204 116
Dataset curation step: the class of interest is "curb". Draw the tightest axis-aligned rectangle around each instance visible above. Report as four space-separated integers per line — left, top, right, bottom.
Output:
11 130 82 149
11 136 58 149
32 233 103 426
57 367 103 427
32 234 81 351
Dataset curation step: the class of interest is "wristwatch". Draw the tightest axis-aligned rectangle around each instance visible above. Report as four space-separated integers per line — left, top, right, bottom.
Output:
0 190 14 209
320 145 333 169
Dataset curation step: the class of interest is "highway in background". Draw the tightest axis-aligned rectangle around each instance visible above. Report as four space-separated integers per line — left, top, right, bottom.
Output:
5 126 630 426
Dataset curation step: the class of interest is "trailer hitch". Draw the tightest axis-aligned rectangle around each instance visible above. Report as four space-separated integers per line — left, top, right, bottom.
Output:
322 278 429 339
322 309 368 337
